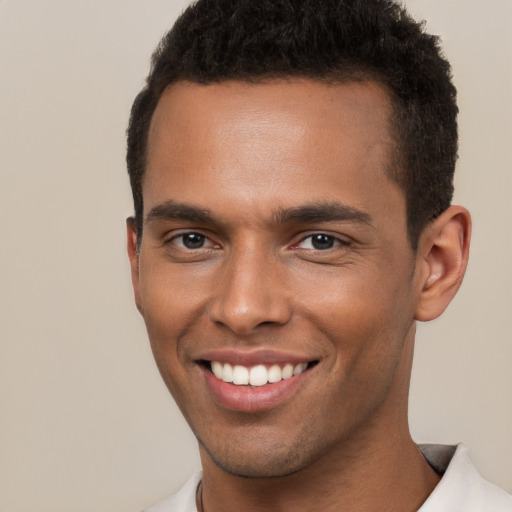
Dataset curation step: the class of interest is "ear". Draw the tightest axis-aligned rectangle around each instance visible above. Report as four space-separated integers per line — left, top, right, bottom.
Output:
126 217 144 315
414 206 471 322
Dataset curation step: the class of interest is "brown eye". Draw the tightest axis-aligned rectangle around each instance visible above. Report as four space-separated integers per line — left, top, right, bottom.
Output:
310 234 335 250
297 233 341 250
182 233 205 249
173 232 207 249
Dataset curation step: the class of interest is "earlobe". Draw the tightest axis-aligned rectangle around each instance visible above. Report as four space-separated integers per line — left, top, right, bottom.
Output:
414 206 471 322
126 217 144 315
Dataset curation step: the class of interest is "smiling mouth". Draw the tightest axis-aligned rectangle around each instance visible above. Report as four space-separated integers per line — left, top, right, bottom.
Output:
199 360 319 387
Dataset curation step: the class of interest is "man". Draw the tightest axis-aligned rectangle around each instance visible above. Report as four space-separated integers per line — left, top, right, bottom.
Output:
125 0 512 510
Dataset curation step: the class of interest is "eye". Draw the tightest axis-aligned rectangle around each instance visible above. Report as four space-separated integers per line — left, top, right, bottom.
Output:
170 232 215 250
296 233 347 250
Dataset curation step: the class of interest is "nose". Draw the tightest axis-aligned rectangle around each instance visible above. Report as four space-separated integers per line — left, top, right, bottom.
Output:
208 246 292 335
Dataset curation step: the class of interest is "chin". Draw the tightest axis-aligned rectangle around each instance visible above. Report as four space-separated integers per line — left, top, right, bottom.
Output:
206 448 306 479
197 430 327 479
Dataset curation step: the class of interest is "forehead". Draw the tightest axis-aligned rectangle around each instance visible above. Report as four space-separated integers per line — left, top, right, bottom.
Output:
144 79 404 225
148 78 395 162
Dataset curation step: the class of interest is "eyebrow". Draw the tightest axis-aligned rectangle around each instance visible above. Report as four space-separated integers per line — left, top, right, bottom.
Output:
145 200 372 227
272 202 372 226
145 200 215 224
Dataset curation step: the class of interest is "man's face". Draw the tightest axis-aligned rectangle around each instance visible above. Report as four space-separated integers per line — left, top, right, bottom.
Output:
129 79 422 477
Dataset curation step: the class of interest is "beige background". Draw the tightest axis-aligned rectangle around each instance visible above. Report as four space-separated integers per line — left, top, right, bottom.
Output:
0 1 511 511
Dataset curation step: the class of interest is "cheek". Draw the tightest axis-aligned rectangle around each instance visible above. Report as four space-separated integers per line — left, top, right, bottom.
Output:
298 263 414 373
329 299 400 381
138 260 208 339
139 285 202 421
137 266 203 389
313 294 411 431
300 262 408 325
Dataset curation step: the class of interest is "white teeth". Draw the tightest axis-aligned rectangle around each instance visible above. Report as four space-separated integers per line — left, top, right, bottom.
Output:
222 363 234 383
267 364 282 383
249 365 268 386
211 361 223 379
232 365 249 385
211 361 309 386
293 363 307 375
281 364 294 379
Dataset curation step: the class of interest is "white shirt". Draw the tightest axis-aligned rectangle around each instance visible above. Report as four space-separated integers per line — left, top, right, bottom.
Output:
142 443 512 511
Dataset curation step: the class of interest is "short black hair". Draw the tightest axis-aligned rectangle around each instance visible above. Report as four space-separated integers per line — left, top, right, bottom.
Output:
127 0 458 250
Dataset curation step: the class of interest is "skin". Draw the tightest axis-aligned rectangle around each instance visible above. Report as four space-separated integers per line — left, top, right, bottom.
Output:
127 79 471 511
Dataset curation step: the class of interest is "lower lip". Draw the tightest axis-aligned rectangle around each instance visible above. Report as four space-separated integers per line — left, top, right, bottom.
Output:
201 366 310 413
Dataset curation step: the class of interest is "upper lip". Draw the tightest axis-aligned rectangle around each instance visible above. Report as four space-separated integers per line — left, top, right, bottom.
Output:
194 348 319 366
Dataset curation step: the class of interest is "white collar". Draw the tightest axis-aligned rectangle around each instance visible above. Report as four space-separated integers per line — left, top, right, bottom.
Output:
418 443 512 511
